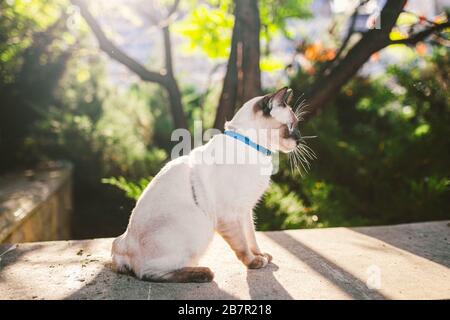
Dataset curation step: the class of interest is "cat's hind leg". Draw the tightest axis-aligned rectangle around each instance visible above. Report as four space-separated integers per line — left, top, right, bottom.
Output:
111 232 134 275
133 223 215 282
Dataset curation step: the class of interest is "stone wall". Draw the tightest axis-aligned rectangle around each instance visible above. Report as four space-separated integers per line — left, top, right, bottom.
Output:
0 162 73 243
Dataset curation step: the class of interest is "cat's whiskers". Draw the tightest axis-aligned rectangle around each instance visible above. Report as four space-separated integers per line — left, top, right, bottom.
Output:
294 97 309 121
292 149 304 177
296 150 308 175
292 93 304 110
288 152 295 175
289 138 317 176
298 143 317 160
296 148 311 170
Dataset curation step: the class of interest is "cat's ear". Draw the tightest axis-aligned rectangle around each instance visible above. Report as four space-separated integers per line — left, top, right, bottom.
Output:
254 94 273 116
261 95 273 115
255 87 293 115
271 87 293 107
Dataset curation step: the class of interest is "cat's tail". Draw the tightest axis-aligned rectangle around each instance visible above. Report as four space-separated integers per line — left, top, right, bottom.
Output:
111 232 133 275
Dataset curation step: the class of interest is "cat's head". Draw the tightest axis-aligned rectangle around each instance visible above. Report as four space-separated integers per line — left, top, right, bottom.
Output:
225 87 301 153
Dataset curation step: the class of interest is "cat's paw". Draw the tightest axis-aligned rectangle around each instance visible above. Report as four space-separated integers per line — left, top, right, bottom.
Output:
247 255 269 269
254 252 273 263
261 252 273 263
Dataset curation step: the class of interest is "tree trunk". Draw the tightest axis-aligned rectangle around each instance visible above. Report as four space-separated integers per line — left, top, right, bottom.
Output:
213 0 261 130
162 25 188 129
164 75 188 130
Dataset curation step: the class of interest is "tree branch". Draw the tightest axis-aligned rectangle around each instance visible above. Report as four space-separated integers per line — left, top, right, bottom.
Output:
146 0 180 28
72 0 188 129
389 21 450 45
71 0 167 85
167 0 181 18
303 1 449 122
320 0 370 76
303 0 408 121
162 26 174 77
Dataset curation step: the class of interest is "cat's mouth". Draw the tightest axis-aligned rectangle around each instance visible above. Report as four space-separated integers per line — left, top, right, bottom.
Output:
278 138 298 153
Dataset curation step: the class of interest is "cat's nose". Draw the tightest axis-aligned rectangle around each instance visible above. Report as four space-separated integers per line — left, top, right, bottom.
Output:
287 123 294 133
291 127 302 143
287 118 299 133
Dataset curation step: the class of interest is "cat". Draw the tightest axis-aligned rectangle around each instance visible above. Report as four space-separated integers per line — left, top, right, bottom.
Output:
112 87 302 282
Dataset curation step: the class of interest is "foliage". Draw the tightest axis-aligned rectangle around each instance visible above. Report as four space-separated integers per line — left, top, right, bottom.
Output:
36 61 168 237
259 0 312 40
1 0 448 238
35 66 168 179
107 48 449 231
174 3 233 59
0 0 168 237
259 45 450 230
102 176 151 201
174 0 311 64
0 0 71 171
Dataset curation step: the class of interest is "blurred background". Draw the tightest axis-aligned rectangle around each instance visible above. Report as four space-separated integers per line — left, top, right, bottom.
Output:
0 0 449 240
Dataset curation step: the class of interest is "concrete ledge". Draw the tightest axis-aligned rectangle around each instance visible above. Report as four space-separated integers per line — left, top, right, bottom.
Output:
0 221 449 300
0 161 73 243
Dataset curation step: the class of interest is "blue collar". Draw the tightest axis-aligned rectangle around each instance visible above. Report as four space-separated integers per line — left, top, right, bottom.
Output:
224 130 272 156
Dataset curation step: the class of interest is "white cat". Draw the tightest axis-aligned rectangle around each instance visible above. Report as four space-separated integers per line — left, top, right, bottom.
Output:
112 87 301 282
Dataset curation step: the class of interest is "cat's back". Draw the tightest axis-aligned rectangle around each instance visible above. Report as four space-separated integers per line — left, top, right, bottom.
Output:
132 155 193 214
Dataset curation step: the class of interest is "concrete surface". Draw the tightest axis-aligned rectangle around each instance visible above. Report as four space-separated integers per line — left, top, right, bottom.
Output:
0 221 449 300
0 161 72 243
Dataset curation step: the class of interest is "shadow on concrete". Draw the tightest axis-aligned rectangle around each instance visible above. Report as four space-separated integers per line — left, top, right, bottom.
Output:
147 280 239 300
64 265 149 300
64 264 238 300
65 263 293 300
265 231 387 300
0 243 43 281
246 262 293 300
352 221 450 268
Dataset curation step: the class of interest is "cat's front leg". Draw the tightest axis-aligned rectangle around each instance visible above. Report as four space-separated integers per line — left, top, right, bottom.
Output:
217 219 269 269
244 211 272 263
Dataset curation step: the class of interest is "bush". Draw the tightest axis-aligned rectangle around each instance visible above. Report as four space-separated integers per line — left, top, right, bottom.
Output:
101 47 449 231
256 46 449 230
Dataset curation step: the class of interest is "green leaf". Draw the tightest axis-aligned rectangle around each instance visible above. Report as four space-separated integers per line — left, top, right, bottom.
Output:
173 4 233 59
414 123 430 137
260 56 284 72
